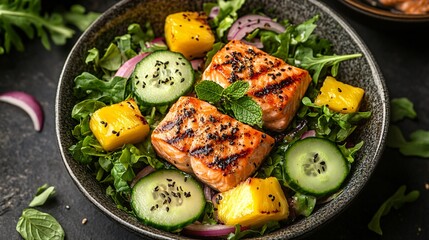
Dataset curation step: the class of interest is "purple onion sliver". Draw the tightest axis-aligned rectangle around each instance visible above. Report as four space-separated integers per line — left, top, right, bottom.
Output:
0 91 44 132
301 130 316 139
114 53 149 79
209 6 220 19
227 14 273 40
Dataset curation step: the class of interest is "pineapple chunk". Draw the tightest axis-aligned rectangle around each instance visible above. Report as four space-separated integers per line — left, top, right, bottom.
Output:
89 99 150 151
314 76 365 113
217 177 289 227
165 12 215 60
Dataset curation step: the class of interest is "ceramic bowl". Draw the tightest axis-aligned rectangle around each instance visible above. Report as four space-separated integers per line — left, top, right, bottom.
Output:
56 0 389 239
340 0 429 22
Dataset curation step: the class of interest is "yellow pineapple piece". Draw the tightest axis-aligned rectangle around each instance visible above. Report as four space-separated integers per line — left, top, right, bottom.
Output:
165 11 215 60
89 99 150 151
314 76 365 113
216 177 289 227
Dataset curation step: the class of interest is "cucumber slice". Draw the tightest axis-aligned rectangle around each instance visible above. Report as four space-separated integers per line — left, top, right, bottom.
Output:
131 169 205 232
284 137 349 197
131 50 194 106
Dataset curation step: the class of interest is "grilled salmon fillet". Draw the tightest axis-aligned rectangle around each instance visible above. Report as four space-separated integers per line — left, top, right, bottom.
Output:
151 96 275 192
202 40 312 132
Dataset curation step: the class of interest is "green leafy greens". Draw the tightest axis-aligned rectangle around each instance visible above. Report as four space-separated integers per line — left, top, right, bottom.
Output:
16 184 65 240
204 0 245 39
387 97 429 158
0 0 100 54
16 208 65 240
195 80 263 127
368 185 419 235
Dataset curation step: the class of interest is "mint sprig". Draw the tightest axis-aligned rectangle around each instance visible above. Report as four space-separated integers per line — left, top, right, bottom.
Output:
195 80 263 128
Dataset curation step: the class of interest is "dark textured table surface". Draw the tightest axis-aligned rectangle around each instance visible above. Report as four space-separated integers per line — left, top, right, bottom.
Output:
1 0 428 239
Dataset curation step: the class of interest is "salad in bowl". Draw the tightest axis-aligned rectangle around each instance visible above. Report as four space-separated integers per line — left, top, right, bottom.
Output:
56 0 388 239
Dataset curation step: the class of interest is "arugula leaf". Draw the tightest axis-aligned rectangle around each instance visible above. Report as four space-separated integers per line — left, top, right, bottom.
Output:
0 1 98 55
291 46 362 84
195 80 263 127
16 208 65 240
291 192 316 217
205 42 225 68
387 125 429 158
205 0 246 39
73 72 127 104
71 99 106 120
63 5 100 31
29 184 56 207
391 97 417 122
300 97 371 142
227 221 280 240
368 185 419 235
338 141 364 163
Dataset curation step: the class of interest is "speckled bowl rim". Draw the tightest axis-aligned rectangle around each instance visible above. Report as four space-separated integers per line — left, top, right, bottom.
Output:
56 0 390 239
340 0 429 22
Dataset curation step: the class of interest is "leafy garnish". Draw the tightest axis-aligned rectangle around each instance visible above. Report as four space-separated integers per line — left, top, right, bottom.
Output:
73 73 127 104
338 141 364 163
204 0 246 39
368 185 419 235
16 208 65 240
291 46 362 84
63 5 100 31
390 97 417 122
29 184 56 207
227 221 280 240
300 97 371 142
387 125 429 158
204 42 225 68
0 0 99 55
291 192 316 217
195 80 263 127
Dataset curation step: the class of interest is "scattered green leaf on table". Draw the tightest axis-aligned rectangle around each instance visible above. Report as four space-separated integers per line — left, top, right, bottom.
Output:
0 1 100 55
63 5 101 31
368 185 419 235
390 98 417 122
29 184 56 207
387 125 429 158
16 208 65 240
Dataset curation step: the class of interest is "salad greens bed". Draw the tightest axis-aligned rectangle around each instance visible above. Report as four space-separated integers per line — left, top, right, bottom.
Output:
69 0 372 237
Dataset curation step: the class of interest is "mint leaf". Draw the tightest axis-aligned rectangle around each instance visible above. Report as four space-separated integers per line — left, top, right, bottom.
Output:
391 98 417 122
16 208 65 240
195 80 224 103
29 184 56 207
368 185 419 235
230 96 263 127
223 81 249 100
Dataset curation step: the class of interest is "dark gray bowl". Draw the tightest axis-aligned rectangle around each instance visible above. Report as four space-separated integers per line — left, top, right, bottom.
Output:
55 0 389 239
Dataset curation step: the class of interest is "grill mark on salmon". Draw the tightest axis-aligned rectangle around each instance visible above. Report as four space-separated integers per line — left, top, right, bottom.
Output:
151 96 275 192
253 77 294 97
208 149 251 170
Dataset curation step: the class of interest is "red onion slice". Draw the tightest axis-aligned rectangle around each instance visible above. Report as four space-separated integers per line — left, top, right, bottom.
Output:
130 165 155 188
300 130 316 139
227 14 272 40
145 37 167 48
114 52 150 79
0 91 44 132
229 19 286 41
191 58 204 71
209 6 220 19
183 223 247 237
